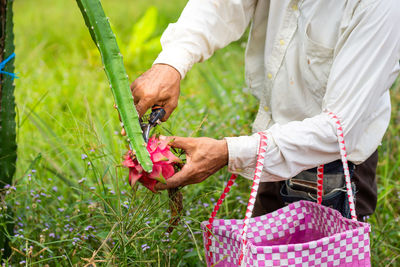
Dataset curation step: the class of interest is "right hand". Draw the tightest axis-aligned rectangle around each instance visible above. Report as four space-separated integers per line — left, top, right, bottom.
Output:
130 63 181 121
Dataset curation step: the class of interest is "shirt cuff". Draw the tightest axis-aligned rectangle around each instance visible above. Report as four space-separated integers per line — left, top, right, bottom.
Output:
153 47 194 79
224 132 285 182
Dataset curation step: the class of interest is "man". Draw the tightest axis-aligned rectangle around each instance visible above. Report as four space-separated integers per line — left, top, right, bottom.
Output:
130 0 400 219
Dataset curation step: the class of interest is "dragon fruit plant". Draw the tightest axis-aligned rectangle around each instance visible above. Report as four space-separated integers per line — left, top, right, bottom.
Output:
76 0 185 231
0 0 16 258
123 136 182 193
75 0 152 172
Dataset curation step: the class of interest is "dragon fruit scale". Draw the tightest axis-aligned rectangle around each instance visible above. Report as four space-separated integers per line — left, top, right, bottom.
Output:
123 136 181 193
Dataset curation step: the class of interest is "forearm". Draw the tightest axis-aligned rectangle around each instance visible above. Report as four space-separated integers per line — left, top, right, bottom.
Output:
225 113 341 181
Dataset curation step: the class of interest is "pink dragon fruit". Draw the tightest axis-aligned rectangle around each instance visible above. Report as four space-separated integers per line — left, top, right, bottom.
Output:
123 136 181 193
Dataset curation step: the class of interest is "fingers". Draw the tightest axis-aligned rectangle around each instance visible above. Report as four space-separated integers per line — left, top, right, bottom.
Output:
134 92 157 118
130 65 180 120
162 100 178 121
131 79 155 118
154 166 192 191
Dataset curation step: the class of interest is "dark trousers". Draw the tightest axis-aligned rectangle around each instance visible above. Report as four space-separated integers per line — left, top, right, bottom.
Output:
252 151 378 221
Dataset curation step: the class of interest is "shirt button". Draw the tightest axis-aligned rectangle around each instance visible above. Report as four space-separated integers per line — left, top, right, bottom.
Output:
279 39 285 46
292 4 298 11
267 73 273 79
263 106 269 112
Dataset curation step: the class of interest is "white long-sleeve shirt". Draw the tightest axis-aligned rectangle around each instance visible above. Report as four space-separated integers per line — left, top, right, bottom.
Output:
154 0 400 182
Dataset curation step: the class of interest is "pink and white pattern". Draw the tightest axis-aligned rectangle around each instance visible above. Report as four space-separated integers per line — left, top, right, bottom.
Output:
239 132 268 264
205 173 238 262
202 112 370 266
327 112 357 221
201 201 371 266
317 165 324 204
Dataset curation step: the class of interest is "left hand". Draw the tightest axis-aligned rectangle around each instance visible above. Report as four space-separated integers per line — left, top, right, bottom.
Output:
154 136 229 191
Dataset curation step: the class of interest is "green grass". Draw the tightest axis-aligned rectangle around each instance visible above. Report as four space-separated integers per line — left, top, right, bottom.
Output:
0 0 399 266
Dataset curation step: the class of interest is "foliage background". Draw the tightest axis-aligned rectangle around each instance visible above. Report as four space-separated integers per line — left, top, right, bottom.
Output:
1 0 399 265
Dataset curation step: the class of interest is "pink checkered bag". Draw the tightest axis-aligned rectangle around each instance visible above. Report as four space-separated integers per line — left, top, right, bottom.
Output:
201 112 371 266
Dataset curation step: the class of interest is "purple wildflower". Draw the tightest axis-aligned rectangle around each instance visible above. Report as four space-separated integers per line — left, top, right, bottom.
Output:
81 154 88 160
141 244 150 251
85 225 94 231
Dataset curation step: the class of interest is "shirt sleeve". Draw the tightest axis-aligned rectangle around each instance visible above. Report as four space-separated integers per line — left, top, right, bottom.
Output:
153 0 257 78
226 0 400 181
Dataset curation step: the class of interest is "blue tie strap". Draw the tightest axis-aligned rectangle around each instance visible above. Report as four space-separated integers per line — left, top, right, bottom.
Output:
0 52 18 79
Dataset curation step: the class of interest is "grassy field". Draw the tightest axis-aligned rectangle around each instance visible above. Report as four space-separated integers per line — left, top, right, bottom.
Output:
1 0 399 265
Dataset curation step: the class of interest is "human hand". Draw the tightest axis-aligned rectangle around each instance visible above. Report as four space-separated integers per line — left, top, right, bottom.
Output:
154 136 229 191
131 63 181 121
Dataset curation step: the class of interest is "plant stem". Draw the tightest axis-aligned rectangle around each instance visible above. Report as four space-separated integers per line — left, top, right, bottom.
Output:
0 0 16 259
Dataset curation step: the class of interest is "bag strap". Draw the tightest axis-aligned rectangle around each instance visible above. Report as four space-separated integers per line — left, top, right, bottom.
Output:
204 173 239 263
317 165 324 204
324 112 357 220
204 133 268 265
238 132 268 265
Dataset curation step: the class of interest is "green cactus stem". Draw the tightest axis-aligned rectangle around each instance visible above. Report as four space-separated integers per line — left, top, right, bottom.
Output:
0 0 16 259
0 0 16 187
76 0 152 172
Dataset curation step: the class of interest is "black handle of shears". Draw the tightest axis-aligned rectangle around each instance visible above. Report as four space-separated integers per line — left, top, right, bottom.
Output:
149 107 166 126
142 107 166 143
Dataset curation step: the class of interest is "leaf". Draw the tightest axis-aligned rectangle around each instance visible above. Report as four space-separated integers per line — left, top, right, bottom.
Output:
127 6 158 57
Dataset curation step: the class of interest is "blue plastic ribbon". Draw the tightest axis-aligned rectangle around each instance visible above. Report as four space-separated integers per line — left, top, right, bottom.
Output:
0 52 18 79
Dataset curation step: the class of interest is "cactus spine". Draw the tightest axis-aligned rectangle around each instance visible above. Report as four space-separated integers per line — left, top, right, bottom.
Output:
0 0 16 258
76 0 152 172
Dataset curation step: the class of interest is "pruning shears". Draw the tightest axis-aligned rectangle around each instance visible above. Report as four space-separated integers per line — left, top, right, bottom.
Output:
140 107 166 143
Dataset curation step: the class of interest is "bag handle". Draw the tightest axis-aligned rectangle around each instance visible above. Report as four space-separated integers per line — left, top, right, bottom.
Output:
204 133 268 265
323 112 357 220
205 112 357 266
204 173 238 263
310 112 357 221
238 133 268 265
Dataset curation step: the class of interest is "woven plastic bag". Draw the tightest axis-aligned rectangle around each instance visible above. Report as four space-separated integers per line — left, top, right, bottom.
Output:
201 112 371 266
